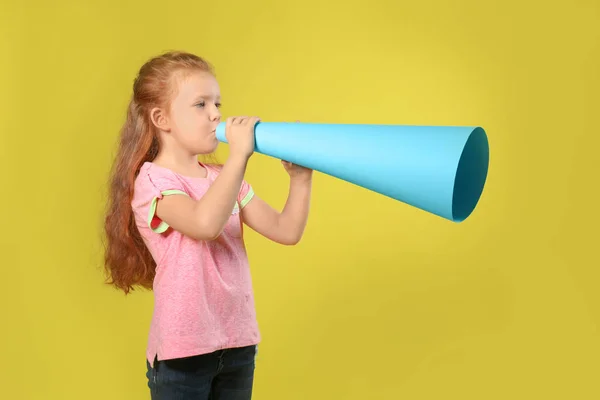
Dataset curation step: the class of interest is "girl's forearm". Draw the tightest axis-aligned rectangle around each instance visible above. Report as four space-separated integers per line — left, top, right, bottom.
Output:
277 177 312 244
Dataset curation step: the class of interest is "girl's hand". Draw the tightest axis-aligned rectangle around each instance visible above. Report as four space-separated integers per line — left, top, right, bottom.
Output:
281 160 313 181
225 115 260 160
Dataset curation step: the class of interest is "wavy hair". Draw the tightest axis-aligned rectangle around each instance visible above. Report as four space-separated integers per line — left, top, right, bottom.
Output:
103 51 215 294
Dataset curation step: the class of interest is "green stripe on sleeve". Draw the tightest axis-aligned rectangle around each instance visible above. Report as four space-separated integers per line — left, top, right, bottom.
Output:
239 187 255 208
148 189 189 233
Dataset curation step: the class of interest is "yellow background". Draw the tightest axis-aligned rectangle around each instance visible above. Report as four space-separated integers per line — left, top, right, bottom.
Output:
1 0 599 399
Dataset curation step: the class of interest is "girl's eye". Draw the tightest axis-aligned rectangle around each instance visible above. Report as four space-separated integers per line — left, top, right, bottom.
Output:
215 102 222 108
196 102 205 108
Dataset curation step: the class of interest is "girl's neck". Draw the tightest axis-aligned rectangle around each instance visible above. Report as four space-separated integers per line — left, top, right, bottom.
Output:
152 151 207 179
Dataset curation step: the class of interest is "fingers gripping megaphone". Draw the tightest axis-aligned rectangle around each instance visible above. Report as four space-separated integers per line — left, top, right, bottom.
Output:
216 121 489 223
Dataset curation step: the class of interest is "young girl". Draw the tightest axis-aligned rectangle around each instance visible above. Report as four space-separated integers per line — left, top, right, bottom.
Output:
103 51 313 399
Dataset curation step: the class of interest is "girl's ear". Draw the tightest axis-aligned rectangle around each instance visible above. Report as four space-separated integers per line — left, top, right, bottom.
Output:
150 107 171 132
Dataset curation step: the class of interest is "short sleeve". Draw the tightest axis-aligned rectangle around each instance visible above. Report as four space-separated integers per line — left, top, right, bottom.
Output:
237 179 255 209
133 165 190 234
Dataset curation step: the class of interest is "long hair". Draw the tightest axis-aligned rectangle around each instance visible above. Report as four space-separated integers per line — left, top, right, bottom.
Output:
103 51 214 295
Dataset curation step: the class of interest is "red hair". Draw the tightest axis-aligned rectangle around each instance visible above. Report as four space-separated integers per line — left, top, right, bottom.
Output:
103 51 215 295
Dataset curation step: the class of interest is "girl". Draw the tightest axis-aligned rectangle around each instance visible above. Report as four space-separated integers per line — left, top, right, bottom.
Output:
103 51 313 399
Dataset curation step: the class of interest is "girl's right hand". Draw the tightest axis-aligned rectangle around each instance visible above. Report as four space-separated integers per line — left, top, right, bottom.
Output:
225 116 260 160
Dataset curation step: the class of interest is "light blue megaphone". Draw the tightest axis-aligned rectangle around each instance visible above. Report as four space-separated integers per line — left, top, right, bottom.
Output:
215 122 489 223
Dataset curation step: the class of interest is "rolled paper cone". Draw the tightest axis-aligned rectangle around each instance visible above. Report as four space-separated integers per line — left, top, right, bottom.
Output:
216 121 489 223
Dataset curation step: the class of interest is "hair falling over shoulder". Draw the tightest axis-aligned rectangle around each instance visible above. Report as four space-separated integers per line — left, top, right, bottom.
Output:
103 51 214 294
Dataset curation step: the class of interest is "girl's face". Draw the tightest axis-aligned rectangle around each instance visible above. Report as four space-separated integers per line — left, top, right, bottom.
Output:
162 70 222 155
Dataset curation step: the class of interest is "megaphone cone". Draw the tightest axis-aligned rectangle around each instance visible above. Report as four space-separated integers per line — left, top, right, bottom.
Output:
216 122 489 223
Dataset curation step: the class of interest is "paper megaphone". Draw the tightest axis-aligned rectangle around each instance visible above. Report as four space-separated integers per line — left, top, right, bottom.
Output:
216 121 489 223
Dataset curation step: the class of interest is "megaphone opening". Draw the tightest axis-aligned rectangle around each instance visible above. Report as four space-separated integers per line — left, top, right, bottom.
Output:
452 127 489 222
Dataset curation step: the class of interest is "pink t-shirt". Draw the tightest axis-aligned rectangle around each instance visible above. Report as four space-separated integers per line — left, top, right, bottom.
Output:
131 161 261 367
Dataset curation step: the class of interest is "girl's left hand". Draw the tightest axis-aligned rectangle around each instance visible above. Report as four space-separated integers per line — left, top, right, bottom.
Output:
281 160 313 181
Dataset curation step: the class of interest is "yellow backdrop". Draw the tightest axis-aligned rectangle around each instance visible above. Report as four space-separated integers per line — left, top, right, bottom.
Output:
1 0 599 399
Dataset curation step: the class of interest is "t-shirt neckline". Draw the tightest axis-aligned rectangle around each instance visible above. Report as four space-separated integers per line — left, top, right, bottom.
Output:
144 161 213 180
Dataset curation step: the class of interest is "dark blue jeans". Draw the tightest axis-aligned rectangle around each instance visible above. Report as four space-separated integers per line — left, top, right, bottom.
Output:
146 345 257 399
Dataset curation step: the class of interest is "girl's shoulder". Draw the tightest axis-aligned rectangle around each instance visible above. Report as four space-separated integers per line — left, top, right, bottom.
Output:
203 162 224 173
133 162 188 200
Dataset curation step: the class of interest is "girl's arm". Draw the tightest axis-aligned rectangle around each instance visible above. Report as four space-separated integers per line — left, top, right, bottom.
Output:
155 154 250 241
241 161 313 245
155 116 258 241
